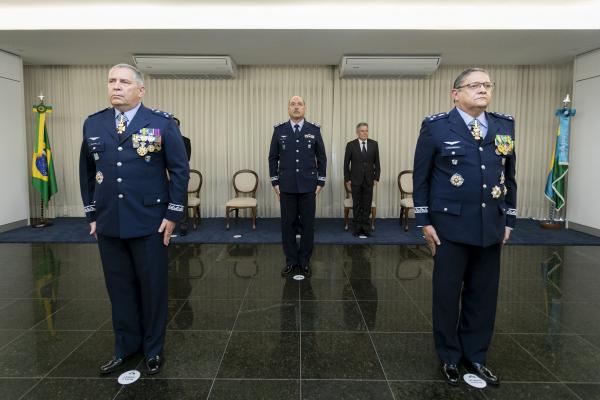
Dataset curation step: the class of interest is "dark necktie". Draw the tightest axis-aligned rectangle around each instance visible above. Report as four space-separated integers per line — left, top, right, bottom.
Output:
294 124 300 136
116 113 128 135
361 141 367 154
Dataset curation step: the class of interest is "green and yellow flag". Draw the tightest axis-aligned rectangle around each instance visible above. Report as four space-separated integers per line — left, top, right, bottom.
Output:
31 103 58 208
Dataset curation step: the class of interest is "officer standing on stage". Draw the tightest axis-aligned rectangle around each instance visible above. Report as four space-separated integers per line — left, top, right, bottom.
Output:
269 95 327 278
79 64 189 375
413 67 517 386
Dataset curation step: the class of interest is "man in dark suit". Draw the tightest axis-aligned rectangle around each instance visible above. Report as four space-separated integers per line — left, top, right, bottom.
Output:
343 122 380 236
268 95 327 278
413 67 517 386
173 117 192 236
79 63 189 375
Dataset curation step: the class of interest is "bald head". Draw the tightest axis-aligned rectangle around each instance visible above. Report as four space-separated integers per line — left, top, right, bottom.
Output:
288 95 306 122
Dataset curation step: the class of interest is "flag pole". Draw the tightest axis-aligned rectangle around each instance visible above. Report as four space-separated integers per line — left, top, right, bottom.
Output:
541 94 573 230
32 93 53 228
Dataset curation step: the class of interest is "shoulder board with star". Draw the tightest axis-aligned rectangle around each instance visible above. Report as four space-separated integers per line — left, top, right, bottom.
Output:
150 108 173 119
87 108 111 118
424 112 448 122
273 121 288 128
306 121 321 128
489 112 514 121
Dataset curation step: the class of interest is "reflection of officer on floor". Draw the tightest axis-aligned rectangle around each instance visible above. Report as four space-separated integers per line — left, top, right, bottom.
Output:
269 96 327 278
79 63 189 376
344 245 377 330
413 67 517 386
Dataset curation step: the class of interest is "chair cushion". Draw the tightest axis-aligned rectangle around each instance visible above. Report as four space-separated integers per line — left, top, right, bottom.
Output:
400 197 414 208
226 197 257 207
188 196 201 207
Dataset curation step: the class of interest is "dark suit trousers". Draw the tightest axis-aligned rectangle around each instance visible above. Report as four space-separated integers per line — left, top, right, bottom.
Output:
280 191 316 266
97 233 168 359
351 179 373 233
432 238 501 365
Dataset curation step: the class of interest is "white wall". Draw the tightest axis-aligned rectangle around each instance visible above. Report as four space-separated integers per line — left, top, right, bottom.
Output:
567 48 600 235
0 50 29 231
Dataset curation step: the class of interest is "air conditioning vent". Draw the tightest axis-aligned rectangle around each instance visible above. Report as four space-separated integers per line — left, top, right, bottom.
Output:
340 56 441 78
133 55 237 79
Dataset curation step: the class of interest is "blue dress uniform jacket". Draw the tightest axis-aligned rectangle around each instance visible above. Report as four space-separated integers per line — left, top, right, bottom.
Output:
268 121 327 193
79 104 189 238
413 108 517 247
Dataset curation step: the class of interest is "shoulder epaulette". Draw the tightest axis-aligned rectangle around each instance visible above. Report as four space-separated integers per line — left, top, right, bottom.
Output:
307 121 321 128
424 112 448 122
87 108 111 118
274 121 287 128
150 108 173 119
489 112 514 121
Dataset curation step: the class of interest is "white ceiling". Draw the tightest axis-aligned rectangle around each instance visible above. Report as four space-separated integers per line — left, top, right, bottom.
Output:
1 29 599 66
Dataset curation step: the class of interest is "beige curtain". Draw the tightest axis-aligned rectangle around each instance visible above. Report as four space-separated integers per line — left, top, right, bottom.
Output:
24 63 572 219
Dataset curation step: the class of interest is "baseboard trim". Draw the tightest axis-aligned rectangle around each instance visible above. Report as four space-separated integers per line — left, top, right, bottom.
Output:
0 219 28 234
567 221 600 238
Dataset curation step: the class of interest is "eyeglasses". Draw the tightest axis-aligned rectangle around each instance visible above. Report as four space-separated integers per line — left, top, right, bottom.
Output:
455 82 495 91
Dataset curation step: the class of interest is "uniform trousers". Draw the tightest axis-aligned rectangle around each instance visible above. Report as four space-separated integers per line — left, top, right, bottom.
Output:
351 178 373 233
432 237 501 365
97 233 168 359
280 191 316 266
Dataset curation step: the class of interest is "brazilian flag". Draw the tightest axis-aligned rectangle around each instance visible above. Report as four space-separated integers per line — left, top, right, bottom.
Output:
31 103 58 208
544 107 575 211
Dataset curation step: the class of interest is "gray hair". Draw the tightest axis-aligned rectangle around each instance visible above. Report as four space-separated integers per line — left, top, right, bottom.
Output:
356 122 369 131
110 63 144 86
453 67 489 89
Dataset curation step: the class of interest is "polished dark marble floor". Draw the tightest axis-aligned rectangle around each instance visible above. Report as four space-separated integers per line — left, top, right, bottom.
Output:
1 243 600 399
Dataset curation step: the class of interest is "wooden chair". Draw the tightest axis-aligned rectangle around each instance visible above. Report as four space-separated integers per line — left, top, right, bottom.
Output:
398 170 414 231
343 183 377 231
187 169 202 229
225 169 258 230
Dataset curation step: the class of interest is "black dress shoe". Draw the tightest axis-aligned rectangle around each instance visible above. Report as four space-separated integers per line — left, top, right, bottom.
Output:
99 357 123 375
301 265 311 278
179 229 188 237
146 355 163 375
441 363 460 386
465 361 500 386
281 265 294 277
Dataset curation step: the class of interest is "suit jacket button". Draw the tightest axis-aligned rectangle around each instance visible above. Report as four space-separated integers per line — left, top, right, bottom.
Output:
118 146 123 151
443 207 448 212
481 165 486 170
118 194 124 199
482 203 486 207
117 162 122 166
157 199 161 203
296 169 299 172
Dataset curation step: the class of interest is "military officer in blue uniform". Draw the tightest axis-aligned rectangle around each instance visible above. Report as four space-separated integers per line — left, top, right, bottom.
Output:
79 64 189 375
268 95 327 278
413 68 517 387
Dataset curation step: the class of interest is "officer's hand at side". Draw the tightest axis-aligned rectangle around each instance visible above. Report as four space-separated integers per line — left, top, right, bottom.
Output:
158 218 176 246
89 221 97 239
503 227 512 244
273 185 280 199
422 225 441 257
345 181 351 192
315 185 323 195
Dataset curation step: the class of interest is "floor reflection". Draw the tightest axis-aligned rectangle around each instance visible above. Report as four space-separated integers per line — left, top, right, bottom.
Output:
0 243 598 399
